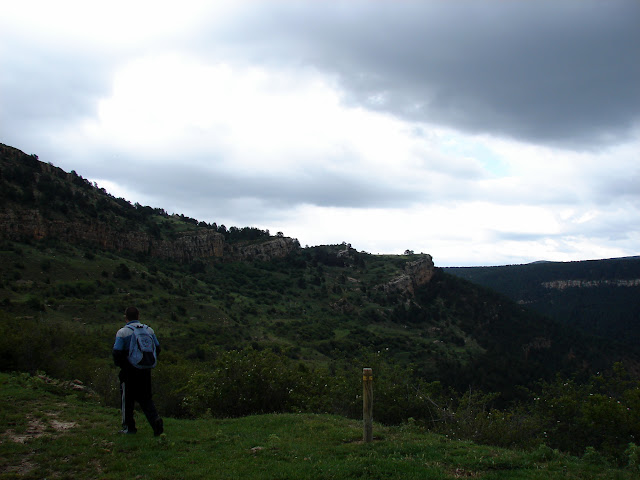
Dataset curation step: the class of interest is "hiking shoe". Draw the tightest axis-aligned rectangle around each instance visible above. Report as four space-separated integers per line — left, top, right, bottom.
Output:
153 418 164 436
119 428 137 435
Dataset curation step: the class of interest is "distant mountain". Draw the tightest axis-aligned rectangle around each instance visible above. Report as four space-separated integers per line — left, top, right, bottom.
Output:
445 258 640 346
2 142 639 405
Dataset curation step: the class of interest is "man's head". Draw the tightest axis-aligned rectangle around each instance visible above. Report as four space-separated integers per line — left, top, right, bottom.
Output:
125 306 139 321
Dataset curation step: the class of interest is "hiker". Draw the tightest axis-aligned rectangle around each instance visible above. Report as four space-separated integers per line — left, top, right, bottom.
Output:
112 306 164 436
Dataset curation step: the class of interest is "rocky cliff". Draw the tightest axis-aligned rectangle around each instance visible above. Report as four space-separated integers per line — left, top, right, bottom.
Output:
0 208 226 262
225 237 299 262
542 279 640 289
0 143 301 264
380 255 436 296
0 206 300 263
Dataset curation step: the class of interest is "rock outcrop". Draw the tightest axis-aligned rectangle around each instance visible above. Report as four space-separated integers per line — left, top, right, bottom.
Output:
0 206 300 263
0 208 226 262
153 230 225 262
542 279 640 289
380 255 436 296
0 143 298 264
224 237 299 262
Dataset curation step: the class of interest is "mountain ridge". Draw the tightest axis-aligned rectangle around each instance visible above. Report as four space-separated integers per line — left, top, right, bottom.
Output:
0 143 298 263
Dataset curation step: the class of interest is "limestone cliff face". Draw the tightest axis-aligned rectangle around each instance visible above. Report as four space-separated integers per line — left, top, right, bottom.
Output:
0 208 226 262
224 237 299 262
542 279 640 289
380 255 436 296
153 231 225 262
0 209 48 240
0 206 298 263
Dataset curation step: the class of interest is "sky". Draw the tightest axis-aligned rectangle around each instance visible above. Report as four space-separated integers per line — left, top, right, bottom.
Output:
1 0 639 267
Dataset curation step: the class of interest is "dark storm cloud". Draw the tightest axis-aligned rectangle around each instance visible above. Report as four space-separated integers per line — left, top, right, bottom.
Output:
213 0 640 149
0 40 112 151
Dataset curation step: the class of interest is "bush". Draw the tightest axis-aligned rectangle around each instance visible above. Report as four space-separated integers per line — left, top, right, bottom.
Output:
530 364 640 463
25 295 45 311
531 444 560 462
0 313 109 382
53 280 97 298
113 263 132 280
583 446 609 466
182 348 339 418
626 443 640 471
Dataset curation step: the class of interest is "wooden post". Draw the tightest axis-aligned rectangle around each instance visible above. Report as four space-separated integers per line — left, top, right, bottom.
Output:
363 367 373 443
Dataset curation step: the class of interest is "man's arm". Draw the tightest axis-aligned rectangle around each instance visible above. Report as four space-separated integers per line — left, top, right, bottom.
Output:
112 331 128 367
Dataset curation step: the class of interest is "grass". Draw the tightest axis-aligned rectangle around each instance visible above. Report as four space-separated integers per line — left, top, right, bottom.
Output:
1 372 637 480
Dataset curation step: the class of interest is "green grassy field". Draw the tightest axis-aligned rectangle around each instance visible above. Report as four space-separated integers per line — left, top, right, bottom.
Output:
1 373 637 480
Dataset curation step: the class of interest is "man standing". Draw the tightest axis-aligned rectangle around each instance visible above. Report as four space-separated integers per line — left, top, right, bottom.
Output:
113 306 164 436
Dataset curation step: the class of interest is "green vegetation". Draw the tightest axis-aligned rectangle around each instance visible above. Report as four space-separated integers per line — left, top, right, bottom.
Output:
1 238 626 402
2 143 640 467
2 286 640 466
2 372 639 479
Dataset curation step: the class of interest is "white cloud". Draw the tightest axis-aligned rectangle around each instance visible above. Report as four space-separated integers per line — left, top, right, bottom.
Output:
74 54 488 188
272 193 640 267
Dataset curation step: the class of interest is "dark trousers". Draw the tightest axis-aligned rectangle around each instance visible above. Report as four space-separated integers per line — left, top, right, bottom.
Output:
119 368 160 432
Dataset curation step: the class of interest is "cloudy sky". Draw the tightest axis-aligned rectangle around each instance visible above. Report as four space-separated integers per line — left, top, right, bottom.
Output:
1 1 639 266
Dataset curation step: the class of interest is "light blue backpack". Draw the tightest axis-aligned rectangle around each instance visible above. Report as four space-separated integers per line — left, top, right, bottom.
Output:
126 324 157 369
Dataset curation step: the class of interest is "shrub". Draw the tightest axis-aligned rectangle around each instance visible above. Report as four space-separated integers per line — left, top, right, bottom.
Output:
626 443 640 471
182 348 337 417
583 446 608 466
25 295 45 311
0 314 106 379
113 263 132 280
530 364 640 462
532 444 560 462
51 280 97 298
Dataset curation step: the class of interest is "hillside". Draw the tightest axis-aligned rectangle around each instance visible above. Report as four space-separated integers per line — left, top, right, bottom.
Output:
445 258 640 346
1 372 638 479
1 142 638 407
0 143 298 263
